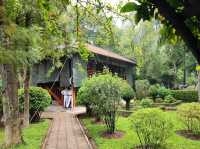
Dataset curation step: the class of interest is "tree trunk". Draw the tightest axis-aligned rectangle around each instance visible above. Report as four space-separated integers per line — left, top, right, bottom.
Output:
23 67 30 127
1 64 22 147
125 99 130 110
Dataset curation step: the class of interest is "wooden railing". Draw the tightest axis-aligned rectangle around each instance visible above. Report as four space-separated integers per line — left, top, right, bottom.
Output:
45 87 63 105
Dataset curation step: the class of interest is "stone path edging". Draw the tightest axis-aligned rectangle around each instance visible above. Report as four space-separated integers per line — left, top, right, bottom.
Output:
75 116 93 149
41 118 54 149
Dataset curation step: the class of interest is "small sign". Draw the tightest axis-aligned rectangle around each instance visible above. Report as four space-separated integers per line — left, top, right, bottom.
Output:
196 65 200 71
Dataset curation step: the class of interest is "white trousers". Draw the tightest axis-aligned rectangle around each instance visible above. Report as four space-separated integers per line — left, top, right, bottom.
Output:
64 96 72 108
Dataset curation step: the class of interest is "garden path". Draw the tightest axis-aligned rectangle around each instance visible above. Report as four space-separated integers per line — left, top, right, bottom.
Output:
41 105 92 149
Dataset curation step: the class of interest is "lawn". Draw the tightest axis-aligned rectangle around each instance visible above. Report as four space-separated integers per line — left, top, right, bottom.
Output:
0 120 49 149
82 111 200 149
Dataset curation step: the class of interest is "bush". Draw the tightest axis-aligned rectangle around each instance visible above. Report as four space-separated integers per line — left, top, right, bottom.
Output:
18 86 51 122
77 80 94 115
157 87 171 99
140 98 153 108
164 95 176 103
135 80 150 99
155 97 163 103
120 80 135 110
177 103 200 135
149 84 160 99
78 71 121 133
171 90 198 102
130 108 173 149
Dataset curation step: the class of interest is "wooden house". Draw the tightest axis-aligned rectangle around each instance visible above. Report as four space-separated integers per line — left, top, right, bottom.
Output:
31 44 136 107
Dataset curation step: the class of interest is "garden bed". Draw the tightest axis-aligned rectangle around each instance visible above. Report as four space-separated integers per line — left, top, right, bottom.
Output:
81 111 200 149
153 100 182 107
176 130 200 141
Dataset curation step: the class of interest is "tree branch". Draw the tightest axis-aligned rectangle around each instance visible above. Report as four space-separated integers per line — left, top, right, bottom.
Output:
152 0 200 64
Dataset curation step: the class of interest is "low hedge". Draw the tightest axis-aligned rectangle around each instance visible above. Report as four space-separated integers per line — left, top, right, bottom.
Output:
171 90 198 102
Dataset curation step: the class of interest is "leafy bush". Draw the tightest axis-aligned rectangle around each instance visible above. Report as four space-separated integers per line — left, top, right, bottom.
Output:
135 80 150 99
120 80 135 110
78 71 121 133
157 87 171 99
177 103 200 135
149 84 160 99
140 98 153 108
130 108 173 149
77 80 93 115
155 97 163 103
164 95 176 103
18 86 51 122
171 90 198 102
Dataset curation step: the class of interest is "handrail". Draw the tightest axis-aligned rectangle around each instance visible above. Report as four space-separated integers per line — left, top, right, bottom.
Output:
45 87 62 105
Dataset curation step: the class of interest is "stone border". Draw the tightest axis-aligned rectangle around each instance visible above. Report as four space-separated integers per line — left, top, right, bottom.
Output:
75 115 93 149
40 119 53 149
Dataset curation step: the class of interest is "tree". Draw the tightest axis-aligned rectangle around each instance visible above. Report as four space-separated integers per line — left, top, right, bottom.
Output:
121 0 200 100
120 80 135 110
0 0 70 146
78 71 122 134
0 0 23 146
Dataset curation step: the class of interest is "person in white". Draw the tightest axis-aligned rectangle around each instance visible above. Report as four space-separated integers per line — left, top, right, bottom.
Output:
61 86 73 109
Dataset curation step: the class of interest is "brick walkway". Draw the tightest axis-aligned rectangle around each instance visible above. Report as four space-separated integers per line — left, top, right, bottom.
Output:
41 106 92 149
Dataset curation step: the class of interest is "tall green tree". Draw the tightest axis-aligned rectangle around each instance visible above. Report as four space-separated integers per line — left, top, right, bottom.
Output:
121 0 200 97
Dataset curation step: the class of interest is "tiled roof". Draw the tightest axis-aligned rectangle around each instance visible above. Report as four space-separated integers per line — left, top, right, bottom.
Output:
86 44 136 64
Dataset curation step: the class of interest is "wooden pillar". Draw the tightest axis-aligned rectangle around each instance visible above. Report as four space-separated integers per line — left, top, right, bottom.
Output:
72 86 76 108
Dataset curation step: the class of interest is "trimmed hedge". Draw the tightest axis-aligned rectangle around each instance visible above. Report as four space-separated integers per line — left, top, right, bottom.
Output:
171 90 198 102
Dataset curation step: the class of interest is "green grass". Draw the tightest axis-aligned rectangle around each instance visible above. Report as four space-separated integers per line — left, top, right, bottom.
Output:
0 120 49 149
82 111 200 149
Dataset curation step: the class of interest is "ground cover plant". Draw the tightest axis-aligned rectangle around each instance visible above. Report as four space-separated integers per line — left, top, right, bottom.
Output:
0 120 49 149
81 111 200 149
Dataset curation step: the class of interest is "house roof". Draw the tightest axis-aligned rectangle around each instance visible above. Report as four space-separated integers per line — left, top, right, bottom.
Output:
86 44 136 65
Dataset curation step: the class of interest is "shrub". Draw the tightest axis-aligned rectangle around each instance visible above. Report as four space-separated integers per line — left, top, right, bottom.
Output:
77 80 93 115
140 98 153 108
171 90 198 102
177 103 200 135
155 97 163 103
157 87 171 99
78 71 121 133
18 86 51 122
120 80 135 110
149 84 160 99
135 80 150 99
164 95 176 103
130 108 173 149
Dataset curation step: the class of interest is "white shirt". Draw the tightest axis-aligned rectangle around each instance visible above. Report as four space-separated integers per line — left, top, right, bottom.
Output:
61 89 72 96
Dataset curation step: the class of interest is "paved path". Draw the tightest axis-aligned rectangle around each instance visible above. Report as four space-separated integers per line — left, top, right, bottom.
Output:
41 106 92 149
